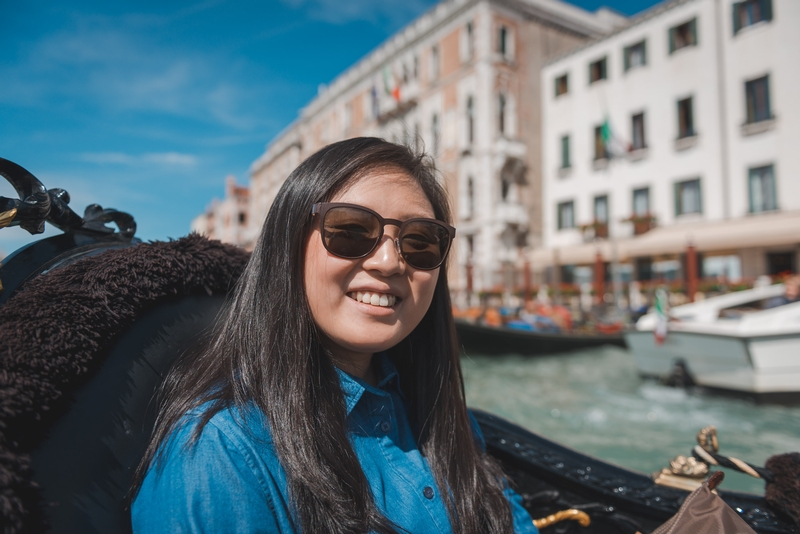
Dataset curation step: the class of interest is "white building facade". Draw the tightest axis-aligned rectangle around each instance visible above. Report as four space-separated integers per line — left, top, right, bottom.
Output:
246 0 624 300
539 0 800 289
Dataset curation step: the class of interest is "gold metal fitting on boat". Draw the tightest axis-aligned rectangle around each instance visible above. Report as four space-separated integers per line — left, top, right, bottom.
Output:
653 454 711 491
669 454 710 478
533 509 591 529
0 208 17 229
697 425 719 453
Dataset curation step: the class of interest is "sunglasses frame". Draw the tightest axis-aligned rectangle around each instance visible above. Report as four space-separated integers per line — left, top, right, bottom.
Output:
311 202 456 270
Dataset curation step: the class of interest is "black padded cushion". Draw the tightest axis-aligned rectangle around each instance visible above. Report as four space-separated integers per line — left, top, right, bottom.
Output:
0 235 249 532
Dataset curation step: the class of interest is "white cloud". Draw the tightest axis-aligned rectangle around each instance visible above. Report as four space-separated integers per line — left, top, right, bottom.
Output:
80 151 198 167
0 13 286 133
280 0 435 26
142 152 198 166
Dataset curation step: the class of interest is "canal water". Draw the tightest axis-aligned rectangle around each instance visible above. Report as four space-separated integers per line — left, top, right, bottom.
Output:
462 346 800 494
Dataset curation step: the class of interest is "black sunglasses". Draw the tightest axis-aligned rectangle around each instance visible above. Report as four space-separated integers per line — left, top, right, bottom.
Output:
311 202 456 270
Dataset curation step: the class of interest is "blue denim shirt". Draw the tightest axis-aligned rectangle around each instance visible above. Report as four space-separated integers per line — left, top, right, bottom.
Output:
132 355 537 533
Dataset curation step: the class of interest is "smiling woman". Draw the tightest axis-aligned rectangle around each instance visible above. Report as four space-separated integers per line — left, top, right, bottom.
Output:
130 138 537 533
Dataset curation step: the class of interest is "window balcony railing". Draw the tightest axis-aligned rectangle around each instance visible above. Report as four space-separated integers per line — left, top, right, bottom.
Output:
623 214 657 235
578 220 608 241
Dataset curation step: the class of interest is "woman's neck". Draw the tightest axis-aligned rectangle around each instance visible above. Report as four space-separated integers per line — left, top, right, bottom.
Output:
331 350 378 387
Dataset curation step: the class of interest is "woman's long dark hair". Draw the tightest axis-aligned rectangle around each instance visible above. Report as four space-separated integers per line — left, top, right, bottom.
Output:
132 138 513 533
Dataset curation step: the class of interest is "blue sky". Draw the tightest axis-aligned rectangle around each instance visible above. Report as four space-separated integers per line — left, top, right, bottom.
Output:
0 0 661 255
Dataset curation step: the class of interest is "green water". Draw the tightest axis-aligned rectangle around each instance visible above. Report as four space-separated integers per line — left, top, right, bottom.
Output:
462 346 800 494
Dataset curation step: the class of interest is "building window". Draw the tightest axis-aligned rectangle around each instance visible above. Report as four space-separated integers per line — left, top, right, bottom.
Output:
467 176 475 218
631 112 646 150
466 96 474 144
675 178 702 216
749 164 777 212
677 97 695 138
402 63 409 84
594 195 609 223
414 122 420 151
430 45 440 81
555 74 569 96
624 41 647 71
466 21 474 60
432 114 440 154
413 55 419 79
593 125 608 160
589 57 607 84
733 0 772 34
498 25 513 59
633 187 650 216
560 135 571 169
238 212 246 224
669 18 697 53
745 75 771 123
498 93 506 135
557 201 575 230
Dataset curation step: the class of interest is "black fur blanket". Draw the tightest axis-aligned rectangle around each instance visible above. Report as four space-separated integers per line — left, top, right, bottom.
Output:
0 235 249 533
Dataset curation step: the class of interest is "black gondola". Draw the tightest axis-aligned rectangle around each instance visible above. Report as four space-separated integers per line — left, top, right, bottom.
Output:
0 159 797 533
455 319 627 355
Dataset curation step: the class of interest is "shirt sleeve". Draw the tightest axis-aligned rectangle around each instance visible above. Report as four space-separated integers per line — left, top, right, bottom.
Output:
468 410 540 534
131 417 292 533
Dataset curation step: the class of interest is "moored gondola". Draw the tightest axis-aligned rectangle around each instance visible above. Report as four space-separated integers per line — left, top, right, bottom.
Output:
455 319 627 356
0 159 797 533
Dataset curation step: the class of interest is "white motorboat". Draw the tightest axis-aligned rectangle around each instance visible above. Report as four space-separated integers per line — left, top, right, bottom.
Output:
625 284 800 401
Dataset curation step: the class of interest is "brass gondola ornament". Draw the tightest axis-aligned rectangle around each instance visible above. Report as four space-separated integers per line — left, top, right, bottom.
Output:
533 508 591 529
0 208 17 229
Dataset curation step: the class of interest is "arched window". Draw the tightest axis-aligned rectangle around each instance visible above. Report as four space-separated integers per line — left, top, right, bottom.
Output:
499 26 508 56
466 96 474 144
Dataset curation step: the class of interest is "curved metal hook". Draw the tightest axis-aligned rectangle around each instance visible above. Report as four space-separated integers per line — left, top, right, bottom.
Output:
0 157 51 234
0 157 136 239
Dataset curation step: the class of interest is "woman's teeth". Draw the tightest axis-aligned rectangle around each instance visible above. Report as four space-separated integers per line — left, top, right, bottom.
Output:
349 291 397 307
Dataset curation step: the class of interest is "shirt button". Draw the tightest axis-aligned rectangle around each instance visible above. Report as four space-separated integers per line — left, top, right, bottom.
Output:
380 421 392 433
423 486 434 499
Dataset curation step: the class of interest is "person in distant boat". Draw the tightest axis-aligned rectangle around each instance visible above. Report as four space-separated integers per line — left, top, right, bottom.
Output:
765 275 800 309
130 138 537 533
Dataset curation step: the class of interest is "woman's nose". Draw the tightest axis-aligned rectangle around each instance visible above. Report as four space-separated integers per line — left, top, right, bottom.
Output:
362 234 405 275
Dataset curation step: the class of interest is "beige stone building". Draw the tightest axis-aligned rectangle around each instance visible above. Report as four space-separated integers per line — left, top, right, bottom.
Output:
191 175 250 246
245 0 625 299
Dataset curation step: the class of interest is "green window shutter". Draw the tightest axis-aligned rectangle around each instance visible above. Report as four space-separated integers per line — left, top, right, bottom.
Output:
765 75 772 118
697 179 703 214
764 0 773 22
733 2 742 35
691 18 698 46
642 40 648 65
624 46 630 71
674 182 680 215
668 27 676 53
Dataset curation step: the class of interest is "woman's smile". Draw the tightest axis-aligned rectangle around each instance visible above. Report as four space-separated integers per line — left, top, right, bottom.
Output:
347 291 399 308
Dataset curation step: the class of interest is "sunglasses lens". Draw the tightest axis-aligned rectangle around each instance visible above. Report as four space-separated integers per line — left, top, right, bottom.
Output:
400 221 450 270
322 206 381 258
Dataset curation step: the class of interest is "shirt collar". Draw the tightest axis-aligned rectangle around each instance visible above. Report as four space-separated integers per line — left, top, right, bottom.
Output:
336 352 400 416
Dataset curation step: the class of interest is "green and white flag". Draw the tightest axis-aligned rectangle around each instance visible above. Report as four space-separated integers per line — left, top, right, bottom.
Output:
601 116 630 158
654 286 668 345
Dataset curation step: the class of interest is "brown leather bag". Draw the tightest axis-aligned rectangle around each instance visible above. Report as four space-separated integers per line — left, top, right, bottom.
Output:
652 472 757 534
